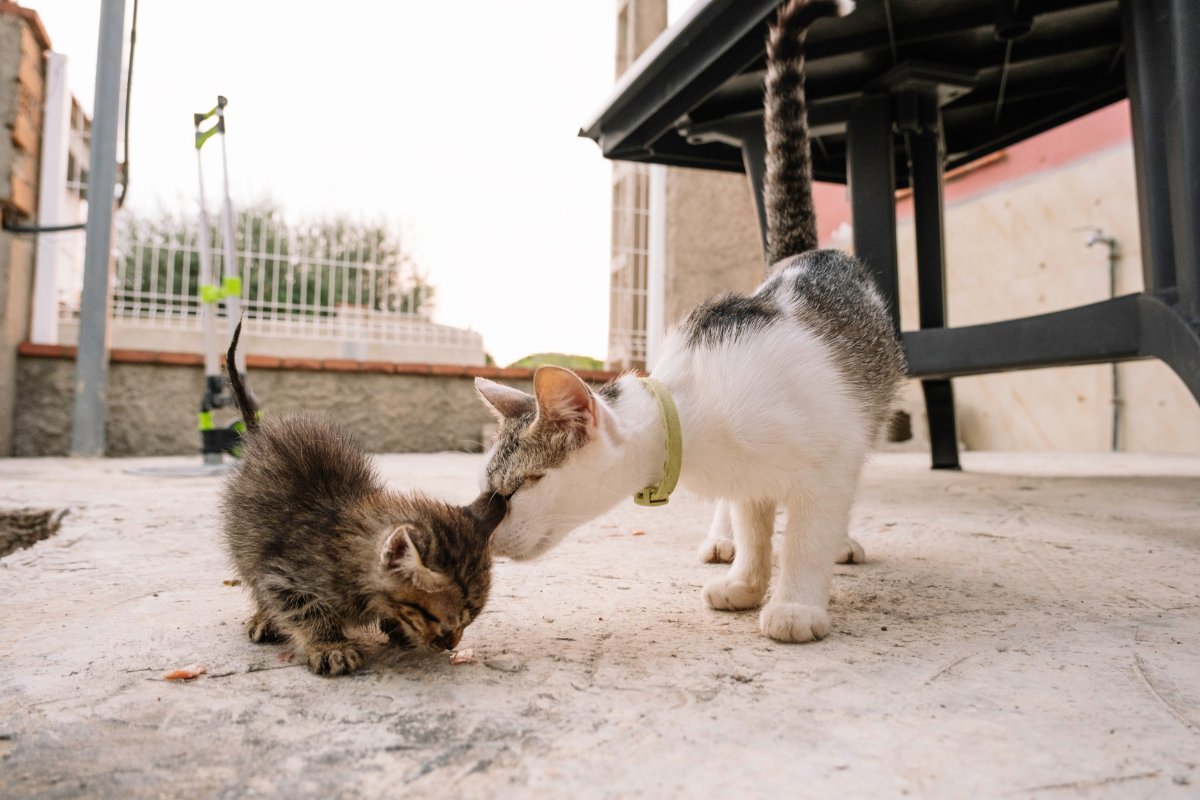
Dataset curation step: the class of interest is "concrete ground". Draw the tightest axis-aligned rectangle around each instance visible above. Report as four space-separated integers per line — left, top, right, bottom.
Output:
1 451 1198 799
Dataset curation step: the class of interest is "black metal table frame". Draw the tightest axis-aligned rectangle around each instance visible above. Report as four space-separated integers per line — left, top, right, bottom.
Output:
586 0 1200 469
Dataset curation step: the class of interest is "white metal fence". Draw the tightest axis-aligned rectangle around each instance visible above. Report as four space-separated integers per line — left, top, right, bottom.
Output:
55 206 482 357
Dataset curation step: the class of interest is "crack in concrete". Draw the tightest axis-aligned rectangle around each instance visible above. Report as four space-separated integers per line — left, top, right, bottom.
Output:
1015 769 1161 794
1133 653 1198 733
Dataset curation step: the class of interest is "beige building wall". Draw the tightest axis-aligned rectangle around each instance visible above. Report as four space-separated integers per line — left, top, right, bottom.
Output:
661 167 764 328
0 10 47 456
608 0 765 369
892 144 1200 454
606 0 667 371
615 0 665 76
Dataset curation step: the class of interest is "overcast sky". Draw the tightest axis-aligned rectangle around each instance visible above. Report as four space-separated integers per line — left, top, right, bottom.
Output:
27 1 691 365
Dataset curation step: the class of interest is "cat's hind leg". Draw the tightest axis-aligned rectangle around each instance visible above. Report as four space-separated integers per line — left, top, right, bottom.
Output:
835 537 866 564
246 607 285 644
701 502 861 565
244 586 285 643
759 486 854 643
702 499 774 611
697 499 736 564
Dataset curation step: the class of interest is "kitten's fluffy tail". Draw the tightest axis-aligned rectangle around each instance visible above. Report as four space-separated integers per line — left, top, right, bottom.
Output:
226 319 259 434
764 0 853 265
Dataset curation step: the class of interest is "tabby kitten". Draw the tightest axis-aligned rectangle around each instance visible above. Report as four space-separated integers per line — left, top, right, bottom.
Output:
221 322 506 676
475 0 903 644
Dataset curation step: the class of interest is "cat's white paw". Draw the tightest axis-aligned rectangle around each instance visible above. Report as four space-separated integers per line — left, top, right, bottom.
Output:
698 537 735 564
703 577 766 611
834 537 865 564
759 602 831 643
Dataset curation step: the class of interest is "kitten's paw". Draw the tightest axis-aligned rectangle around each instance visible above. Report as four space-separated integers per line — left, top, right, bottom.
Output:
246 611 284 644
698 537 736 564
759 602 831 643
703 577 766 611
380 617 414 650
835 537 866 564
305 643 363 677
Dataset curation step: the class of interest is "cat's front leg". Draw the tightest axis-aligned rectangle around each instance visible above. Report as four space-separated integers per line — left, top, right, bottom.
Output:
702 499 774 610
267 588 363 676
379 617 415 650
759 491 852 643
302 637 364 676
697 499 736 564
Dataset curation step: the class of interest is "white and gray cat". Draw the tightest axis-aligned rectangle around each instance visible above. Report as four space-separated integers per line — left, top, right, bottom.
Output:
475 0 904 643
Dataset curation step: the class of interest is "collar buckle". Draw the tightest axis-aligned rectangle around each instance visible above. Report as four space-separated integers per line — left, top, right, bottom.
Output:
634 487 671 507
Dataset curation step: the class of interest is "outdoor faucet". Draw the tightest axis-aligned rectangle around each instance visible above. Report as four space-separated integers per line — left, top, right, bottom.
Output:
1073 225 1123 452
1073 225 1120 270
1082 227 1118 252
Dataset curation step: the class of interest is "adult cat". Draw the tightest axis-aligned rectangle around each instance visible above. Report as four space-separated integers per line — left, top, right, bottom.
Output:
476 0 904 643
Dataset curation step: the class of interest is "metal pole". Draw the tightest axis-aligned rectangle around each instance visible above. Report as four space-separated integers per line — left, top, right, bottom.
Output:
1167 0 1200 319
216 101 245 374
31 54 71 345
196 147 219 379
909 92 961 470
1120 0 1175 295
846 94 900 329
70 0 127 456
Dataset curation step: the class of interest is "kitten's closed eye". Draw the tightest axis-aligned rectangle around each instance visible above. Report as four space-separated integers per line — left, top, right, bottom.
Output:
400 601 440 625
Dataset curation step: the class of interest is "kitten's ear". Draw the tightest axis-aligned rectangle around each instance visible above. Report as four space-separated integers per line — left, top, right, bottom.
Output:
380 525 449 592
533 366 597 429
475 377 535 421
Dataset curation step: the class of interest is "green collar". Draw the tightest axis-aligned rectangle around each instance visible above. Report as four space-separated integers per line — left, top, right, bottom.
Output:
634 377 683 507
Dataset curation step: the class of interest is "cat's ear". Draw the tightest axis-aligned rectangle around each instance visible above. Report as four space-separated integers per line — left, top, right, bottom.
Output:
380 524 449 592
475 377 535 421
533 366 597 430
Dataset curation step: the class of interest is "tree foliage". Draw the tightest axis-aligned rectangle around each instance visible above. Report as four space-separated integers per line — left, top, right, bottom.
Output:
508 352 605 371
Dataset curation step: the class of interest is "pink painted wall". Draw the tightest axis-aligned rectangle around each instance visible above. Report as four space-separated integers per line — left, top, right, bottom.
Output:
814 100 1134 245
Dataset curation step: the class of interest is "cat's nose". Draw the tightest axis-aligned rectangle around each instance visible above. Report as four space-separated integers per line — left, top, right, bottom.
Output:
466 491 508 531
432 630 460 651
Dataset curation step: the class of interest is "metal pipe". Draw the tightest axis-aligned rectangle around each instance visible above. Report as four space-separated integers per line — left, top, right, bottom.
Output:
70 0 127 457
1085 228 1122 451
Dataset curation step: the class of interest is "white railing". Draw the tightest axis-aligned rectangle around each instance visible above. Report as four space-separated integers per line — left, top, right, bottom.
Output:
55 206 482 359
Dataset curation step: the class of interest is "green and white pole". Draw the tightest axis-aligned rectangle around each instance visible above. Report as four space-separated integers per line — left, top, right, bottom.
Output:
216 100 244 375
193 100 220 381
193 96 244 375
194 96 246 463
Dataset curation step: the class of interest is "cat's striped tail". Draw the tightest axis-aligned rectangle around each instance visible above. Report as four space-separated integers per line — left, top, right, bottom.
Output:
764 0 854 265
226 319 260 434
